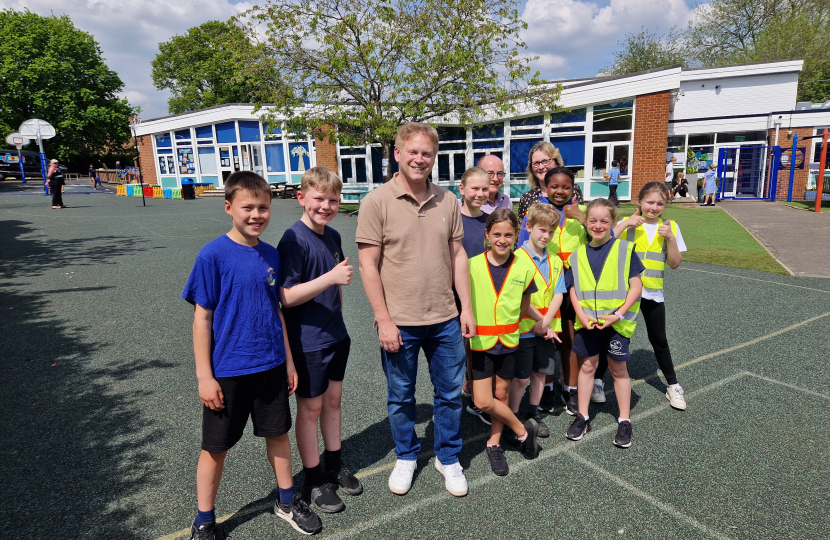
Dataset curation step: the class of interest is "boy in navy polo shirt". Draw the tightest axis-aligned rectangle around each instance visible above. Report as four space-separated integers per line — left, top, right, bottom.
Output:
278 167 363 514
183 172 322 539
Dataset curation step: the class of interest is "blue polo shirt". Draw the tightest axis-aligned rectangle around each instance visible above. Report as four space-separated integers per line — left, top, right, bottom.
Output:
519 241 567 339
608 167 620 186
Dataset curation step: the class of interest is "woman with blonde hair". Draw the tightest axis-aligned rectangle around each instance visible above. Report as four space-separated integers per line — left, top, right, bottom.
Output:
517 141 583 221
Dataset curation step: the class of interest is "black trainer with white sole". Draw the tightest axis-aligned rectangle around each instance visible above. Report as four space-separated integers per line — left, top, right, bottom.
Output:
303 482 345 513
520 418 540 459
275 493 323 535
566 414 591 441
614 420 633 448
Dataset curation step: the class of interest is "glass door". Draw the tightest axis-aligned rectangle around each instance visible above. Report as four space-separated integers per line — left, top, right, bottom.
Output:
242 144 265 177
218 146 233 183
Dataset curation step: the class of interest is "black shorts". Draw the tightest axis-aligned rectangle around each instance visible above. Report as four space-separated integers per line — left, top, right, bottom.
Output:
514 336 559 379
292 337 351 399
471 349 516 381
572 327 631 363
202 364 291 453
560 292 576 322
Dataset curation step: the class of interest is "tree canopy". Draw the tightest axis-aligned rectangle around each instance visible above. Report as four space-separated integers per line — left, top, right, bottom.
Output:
152 20 256 115
600 27 686 75
237 0 559 179
0 9 135 160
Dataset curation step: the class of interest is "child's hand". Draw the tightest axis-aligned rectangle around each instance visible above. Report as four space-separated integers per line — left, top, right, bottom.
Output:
286 364 298 396
198 378 225 410
577 313 597 330
563 197 583 220
329 257 354 286
595 313 618 330
658 220 675 241
626 207 645 228
545 328 562 343
531 320 546 336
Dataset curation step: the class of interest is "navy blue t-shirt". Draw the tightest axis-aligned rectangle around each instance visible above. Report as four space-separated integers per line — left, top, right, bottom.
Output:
182 235 285 378
565 239 644 289
277 221 348 352
486 252 537 354
461 213 489 259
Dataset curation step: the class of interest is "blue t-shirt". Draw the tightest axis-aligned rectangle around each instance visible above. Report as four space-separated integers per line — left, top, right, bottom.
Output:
564 239 644 290
277 221 349 352
182 235 286 378
519 242 567 339
608 167 620 186
461 213 489 259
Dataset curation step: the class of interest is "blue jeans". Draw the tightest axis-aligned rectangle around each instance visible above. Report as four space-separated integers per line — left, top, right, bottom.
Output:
380 318 465 465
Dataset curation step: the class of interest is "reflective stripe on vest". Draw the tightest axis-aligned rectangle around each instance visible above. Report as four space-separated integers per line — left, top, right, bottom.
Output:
624 219 677 290
469 252 536 351
549 205 588 268
568 240 640 338
515 247 563 334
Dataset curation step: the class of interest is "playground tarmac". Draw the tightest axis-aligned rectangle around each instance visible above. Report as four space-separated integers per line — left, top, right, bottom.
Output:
1 183 828 540
719 201 830 278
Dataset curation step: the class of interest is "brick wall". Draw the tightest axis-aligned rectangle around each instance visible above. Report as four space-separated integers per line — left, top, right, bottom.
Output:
768 127 812 201
314 133 339 173
136 135 158 186
632 91 671 198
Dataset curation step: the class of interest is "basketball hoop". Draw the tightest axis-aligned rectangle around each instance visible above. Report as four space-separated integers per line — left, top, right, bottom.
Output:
129 117 141 127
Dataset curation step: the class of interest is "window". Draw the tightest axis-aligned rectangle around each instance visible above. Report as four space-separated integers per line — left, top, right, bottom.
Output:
198 147 217 175
155 133 172 148
195 125 213 140
239 121 261 142
593 101 633 132
265 144 285 172
175 129 191 141
592 146 608 176
592 132 632 143
511 115 544 136
550 108 587 124
215 122 237 143
716 131 766 143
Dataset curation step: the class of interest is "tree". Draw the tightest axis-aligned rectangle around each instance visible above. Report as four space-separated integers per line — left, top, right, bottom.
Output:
152 20 256 114
237 0 559 180
0 9 135 161
601 27 688 76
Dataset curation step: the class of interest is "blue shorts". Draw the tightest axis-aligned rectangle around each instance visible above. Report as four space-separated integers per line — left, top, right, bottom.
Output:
292 337 351 398
572 327 631 362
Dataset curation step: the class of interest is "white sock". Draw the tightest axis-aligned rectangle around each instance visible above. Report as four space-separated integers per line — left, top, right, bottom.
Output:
618 418 630 423
668 383 680 390
545 383 554 391
583 415 590 422
594 379 603 385
564 385 577 392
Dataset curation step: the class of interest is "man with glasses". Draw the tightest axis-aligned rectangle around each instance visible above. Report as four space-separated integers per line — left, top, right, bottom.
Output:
477 155 512 214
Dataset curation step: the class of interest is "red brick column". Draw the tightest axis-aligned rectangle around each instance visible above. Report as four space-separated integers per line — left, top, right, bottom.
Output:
632 91 671 198
136 135 158 185
768 127 812 201
313 132 339 173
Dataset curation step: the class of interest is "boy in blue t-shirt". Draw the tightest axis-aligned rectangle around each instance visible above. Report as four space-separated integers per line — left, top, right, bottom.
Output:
607 161 621 206
278 167 362 515
182 172 322 539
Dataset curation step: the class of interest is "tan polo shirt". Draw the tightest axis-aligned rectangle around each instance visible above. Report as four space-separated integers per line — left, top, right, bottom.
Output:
356 174 464 326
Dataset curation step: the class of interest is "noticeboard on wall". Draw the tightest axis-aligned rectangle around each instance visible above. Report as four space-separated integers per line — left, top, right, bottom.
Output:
779 147 805 169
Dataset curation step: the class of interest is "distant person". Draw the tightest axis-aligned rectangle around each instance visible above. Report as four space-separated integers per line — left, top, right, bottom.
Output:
89 164 102 189
671 171 689 199
666 156 677 186
477 154 511 214
701 164 717 206
47 159 65 209
607 160 620 206
277 167 363 514
114 160 121 170
182 171 322 539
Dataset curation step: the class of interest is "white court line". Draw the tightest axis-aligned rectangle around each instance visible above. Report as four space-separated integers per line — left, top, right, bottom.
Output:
678 267 830 294
741 371 830 400
565 452 732 540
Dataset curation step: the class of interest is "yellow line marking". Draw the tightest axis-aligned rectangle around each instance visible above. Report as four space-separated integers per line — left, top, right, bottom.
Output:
153 312 830 540
678 267 830 293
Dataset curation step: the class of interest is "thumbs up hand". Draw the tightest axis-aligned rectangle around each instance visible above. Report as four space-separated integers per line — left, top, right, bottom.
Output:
658 220 675 240
563 197 584 220
627 207 645 228
329 257 354 286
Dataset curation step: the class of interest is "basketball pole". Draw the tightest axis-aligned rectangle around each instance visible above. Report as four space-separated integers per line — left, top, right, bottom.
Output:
130 117 146 207
816 128 828 213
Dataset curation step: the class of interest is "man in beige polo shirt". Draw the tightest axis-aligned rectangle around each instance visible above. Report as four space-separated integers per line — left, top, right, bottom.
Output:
356 122 476 498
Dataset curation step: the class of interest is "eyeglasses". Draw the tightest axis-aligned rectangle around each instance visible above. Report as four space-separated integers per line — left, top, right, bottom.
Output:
486 171 506 179
531 158 555 169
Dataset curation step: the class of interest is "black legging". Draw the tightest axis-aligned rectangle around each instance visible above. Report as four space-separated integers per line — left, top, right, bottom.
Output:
596 298 678 385
608 184 618 205
50 183 63 207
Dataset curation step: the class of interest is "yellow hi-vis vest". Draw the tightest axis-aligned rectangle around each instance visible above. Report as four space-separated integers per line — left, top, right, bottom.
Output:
469 252 536 351
623 219 678 290
549 204 588 268
515 247 563 334
568 240 640 338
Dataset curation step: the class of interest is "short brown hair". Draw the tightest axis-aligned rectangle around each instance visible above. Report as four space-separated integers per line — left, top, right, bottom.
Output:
526 203 560 230
300 167 342 195
526 141 564 189
395 122 439 153
224 171 270 202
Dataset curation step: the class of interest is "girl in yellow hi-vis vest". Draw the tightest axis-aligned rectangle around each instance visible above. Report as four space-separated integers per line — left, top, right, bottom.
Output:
469 209 543 476
611 182 688 410
565 199 644 449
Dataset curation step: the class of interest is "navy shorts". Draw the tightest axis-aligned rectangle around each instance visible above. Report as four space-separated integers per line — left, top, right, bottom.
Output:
292 337 351 398
471 349 516 381
514 336 559 379
572 327 631 362
202 364 291 453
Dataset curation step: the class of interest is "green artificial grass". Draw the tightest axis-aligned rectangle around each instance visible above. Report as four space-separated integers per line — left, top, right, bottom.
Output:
777 200 830 212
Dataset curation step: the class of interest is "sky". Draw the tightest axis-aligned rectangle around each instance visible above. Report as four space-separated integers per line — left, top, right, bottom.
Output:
2 0 698 121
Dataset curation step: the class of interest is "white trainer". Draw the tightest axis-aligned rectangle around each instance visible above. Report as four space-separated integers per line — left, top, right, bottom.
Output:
591 379 606 403
434 459 468 497
388 459 418 495
666 384 687 410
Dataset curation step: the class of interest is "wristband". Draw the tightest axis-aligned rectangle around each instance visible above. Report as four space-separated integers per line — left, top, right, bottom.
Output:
613 310 624 320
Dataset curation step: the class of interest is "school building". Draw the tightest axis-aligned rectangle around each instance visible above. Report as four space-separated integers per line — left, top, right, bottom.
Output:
133 60 830 202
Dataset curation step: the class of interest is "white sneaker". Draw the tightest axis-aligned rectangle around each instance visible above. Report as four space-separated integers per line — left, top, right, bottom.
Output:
666 384 687 410
434 459 468 497
388 459 418 495
591 379 606 403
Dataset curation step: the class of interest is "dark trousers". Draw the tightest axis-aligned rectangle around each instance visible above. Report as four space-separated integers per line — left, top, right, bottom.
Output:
608 184 618 206
595 298 678 385
50 184 63 207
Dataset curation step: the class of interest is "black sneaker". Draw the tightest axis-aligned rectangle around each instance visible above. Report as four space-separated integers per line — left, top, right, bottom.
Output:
330 464 363 496
275 493 323 535
520 418 540 459
303 482 345 514
466 404 492 425
539 386 556 413
566 414 591 441
614 420 633 448
190 522 221 540
486 445 509 476
501 426 520 446
565 389 579 417
528 413 550 438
